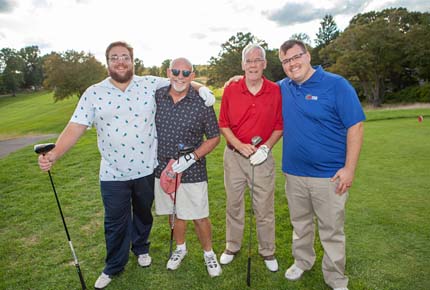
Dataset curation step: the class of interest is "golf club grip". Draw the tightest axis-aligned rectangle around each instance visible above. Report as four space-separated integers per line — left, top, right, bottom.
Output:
76 265 87 289
246 257 251 286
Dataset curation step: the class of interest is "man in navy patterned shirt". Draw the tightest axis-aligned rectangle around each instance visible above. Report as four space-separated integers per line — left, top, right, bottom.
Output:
38 42 216 289
154 57 222 277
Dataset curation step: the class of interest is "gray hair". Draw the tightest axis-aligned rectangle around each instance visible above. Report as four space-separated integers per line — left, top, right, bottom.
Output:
242 43 266 62
169 57 194 72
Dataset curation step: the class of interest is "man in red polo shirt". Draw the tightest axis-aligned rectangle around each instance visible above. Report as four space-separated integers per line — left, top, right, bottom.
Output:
218 43 283 272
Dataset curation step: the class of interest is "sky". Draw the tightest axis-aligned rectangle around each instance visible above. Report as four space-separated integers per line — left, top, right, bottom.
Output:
0 0 429 66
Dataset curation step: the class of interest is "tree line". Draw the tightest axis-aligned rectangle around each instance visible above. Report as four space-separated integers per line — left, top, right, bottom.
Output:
1 7 428 106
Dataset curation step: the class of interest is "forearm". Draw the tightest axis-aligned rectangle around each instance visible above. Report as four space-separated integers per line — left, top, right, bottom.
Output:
194 136 220 160
190 81 203 90
51 122 88 161
263 130 283 149
345 122 364 172
219 127 242 148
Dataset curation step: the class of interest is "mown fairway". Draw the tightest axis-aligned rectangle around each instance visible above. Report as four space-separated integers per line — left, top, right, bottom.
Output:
1 92 429 290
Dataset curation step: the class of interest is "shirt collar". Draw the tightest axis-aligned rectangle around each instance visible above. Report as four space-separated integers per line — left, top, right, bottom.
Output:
240 76 269 96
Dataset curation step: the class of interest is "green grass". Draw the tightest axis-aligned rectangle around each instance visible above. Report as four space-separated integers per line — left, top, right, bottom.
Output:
1 92 430 290
0 91 79 139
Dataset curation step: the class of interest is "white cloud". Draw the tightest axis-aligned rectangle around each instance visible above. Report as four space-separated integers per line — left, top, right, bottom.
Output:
0 0 428 66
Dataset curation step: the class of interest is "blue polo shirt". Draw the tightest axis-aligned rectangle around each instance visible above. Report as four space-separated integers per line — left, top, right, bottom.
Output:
278 66 365 177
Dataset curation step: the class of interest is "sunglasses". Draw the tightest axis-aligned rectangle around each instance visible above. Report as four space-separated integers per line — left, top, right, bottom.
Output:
171 69 192 77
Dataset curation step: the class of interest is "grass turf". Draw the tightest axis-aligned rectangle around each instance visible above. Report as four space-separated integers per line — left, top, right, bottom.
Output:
1 91 429 289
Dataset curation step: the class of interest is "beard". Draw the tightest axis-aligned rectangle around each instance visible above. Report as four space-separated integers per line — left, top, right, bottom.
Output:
171 82 189 93
108 66 133 83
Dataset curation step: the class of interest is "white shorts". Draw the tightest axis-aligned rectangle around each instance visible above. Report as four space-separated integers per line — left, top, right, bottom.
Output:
154 178 209 220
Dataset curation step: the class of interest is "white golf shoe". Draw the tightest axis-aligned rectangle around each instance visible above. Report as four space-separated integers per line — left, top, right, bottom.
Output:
333 288 349 290
94 272 112 289
263 257 279 272
204 253 222 277
167 249 187 270
219 249 236 265
138 253 152 267
285 264 304 281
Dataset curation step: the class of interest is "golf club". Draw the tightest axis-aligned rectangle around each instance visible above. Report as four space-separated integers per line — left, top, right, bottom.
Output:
34 143 87 290
169 143 195 258
247 136 262 287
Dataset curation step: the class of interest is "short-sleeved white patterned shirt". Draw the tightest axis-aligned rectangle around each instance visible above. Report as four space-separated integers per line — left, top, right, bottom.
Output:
71 75 169 181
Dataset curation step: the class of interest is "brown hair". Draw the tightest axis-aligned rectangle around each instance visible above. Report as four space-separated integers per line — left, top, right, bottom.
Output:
279 39 307 55
105 41 134 61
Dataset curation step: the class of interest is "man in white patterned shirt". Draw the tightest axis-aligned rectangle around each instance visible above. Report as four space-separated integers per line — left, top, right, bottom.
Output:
37 41 215 289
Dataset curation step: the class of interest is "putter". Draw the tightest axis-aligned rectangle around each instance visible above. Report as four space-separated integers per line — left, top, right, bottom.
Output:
169 143 195 258
247 136 262 287
34 143 87 290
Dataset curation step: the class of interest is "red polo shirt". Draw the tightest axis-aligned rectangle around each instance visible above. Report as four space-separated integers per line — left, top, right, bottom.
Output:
219 76 283 145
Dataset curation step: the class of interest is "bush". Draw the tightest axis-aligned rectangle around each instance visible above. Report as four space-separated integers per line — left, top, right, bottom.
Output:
384 83 430 103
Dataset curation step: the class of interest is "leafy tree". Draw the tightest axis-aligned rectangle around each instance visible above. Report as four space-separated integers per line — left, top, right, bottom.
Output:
315 15 339 47
291 33 312 46
0 48 25 96
313 14 340 67
160 59 171 77
207 32 283 87
320 8 428 107
43 50 107 101
134 58 145 76
144 66 160 76
19 46 43 89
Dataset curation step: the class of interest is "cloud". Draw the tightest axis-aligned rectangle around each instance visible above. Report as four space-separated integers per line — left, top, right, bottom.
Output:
263 0 429 26
0 0 16 13
190 32 207 40
263 0 368 26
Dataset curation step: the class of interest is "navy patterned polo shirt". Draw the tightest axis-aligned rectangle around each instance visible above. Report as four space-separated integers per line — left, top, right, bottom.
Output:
154 85 219 183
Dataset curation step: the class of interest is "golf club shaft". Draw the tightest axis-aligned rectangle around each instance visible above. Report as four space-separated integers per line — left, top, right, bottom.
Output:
169 160 180 258
47 170 87 290
246 164 255 287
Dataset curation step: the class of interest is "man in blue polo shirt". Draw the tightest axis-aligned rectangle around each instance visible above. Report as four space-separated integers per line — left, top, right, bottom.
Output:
278 39 365 290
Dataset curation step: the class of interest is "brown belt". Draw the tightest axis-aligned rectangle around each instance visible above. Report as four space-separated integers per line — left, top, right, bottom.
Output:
227 144 244 156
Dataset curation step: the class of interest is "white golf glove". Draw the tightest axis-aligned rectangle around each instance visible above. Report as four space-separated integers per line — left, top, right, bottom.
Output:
198 87 216 107
172 153 196 173
250 145 270 166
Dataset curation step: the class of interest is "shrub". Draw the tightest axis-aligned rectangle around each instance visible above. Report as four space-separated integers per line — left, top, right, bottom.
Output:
384 83 430 103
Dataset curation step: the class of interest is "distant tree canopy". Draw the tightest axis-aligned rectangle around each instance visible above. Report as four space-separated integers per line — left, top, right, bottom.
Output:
43 50 107 101
1 7 428 106
207 32 284 87
0 46 43 96
320 8 430 106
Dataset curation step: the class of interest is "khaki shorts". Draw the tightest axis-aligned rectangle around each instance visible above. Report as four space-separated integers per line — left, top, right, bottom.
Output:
154 178 209 220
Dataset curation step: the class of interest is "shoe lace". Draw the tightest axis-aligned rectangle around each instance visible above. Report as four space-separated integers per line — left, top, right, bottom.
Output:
205 255 218 269
170 250 183 262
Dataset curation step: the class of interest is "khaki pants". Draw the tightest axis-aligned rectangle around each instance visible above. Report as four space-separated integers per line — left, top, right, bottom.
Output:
223 146 276 257
285 174 349 289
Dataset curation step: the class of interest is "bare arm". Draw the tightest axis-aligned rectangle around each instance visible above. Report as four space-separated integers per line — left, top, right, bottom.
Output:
38 122 88 171
193 136 220 161
331 122 364 194
263 130 283 150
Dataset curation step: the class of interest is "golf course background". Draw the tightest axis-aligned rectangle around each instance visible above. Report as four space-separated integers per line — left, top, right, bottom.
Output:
1 91 429 290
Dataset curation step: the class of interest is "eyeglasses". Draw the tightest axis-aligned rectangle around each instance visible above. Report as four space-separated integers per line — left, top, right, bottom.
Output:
245 58 265 65
108 55 132 63
281 52 306 65
171 69 192 77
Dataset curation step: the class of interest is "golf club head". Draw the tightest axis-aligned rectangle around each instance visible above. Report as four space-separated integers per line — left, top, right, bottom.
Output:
178 143 195 156
34 143 55 155
251 136 262 146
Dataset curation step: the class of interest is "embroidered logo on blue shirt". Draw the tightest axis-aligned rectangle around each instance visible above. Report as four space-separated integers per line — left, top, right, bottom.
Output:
305 94 318 101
